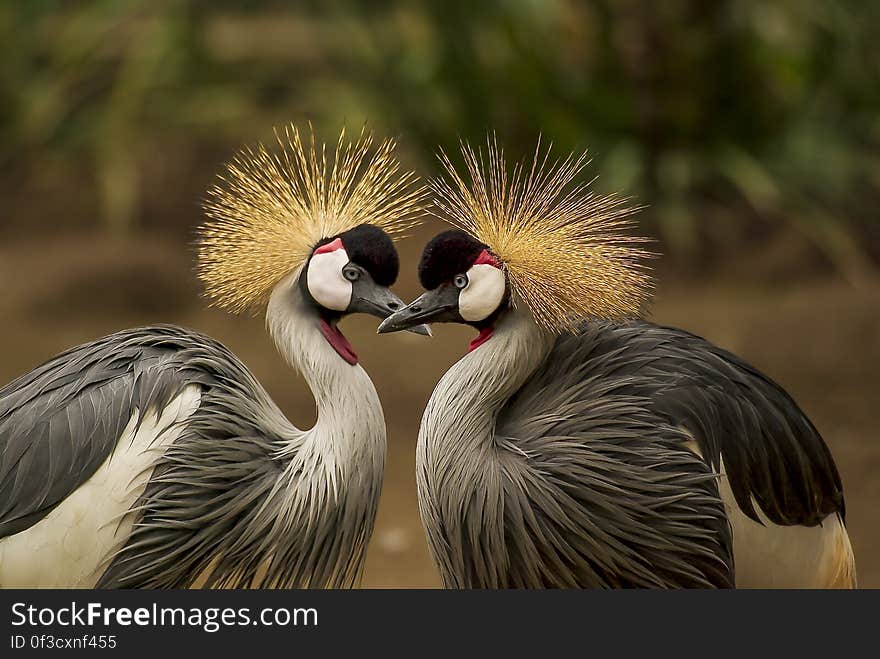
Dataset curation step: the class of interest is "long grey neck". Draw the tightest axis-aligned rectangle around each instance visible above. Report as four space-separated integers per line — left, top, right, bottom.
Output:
420 306 555 459
266 271 385 476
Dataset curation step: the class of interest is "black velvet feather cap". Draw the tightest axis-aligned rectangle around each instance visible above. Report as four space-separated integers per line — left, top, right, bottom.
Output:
418 229 489 290
314 223 400 286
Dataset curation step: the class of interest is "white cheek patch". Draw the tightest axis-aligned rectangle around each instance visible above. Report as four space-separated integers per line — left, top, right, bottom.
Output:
459 263 506 322
307 248 352 311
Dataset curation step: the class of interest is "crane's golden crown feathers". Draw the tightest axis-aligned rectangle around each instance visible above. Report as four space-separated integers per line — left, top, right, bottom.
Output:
430 138 653 333
197 125 425 313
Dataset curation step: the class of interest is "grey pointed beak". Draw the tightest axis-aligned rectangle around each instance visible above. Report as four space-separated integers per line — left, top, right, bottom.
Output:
347 280 431 336
377 287 460 334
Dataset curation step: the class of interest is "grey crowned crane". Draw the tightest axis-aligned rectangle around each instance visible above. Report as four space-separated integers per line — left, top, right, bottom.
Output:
379 140 856 588
0 127 427 588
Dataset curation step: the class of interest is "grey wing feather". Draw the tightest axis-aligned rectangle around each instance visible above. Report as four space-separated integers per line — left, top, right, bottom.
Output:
573 321 845 526
3 324 373 590
495 328 734 588
492 319 843 586
0 325 214 539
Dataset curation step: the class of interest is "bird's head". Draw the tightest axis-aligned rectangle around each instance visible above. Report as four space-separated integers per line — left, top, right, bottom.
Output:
378 229 508 350
379 137 653 350
297 223 429 363
301 223 402 320
197 125 428 364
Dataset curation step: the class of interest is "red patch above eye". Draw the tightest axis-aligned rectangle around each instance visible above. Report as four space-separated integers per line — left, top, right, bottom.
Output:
473 249 501 268
314 237 344 254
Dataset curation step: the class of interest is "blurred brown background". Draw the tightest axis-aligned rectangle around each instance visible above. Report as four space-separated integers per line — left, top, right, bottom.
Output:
1 1 878 587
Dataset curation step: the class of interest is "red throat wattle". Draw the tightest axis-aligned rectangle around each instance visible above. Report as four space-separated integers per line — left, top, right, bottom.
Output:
319 319 358 365
468 326 494 352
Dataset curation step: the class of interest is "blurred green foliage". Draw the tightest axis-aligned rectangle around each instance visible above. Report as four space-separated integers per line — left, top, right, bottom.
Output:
1 0 878 278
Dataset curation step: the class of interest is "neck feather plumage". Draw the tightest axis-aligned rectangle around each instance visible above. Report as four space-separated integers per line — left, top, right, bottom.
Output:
419 307 555 465
266 270 385 494
415 307 553 587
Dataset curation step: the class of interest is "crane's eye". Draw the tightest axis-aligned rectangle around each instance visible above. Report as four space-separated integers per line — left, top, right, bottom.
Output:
453 274 468 289
343 266 361 282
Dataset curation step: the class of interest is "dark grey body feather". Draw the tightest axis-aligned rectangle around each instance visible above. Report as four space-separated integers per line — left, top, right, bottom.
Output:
417 314 846 588
553 322 844 527
0 326 212 539
1 322 382 588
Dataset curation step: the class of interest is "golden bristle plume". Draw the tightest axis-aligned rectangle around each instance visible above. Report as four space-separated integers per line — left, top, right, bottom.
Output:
198 125 426 313
430 137 653 333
